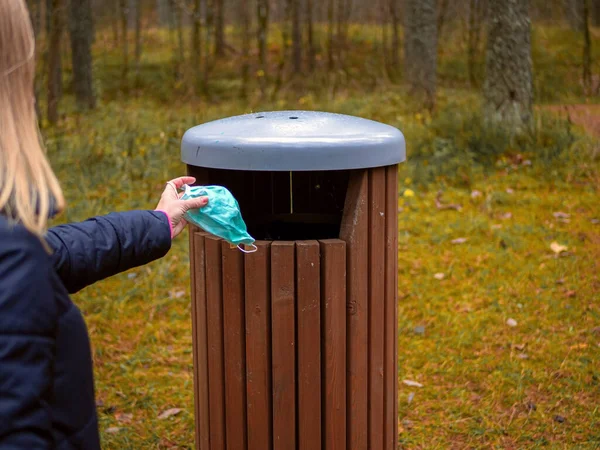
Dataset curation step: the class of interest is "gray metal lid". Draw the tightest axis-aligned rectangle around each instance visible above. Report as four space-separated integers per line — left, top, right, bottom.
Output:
181 110 406 171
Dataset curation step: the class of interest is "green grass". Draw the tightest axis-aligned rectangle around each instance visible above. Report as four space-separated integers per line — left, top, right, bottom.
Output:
41 22 600 449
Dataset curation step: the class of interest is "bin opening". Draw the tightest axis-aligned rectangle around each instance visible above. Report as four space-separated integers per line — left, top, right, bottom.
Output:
187 167 350 241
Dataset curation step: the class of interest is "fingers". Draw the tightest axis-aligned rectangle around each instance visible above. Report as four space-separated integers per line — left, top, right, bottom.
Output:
168 176 196 190
181 196 208 212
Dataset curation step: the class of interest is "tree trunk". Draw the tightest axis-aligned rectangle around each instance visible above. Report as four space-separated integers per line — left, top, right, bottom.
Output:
169 0 184 77
404 0 437 109
120 0 129 86
192 0 203 94
582 0 592 94
47 0 65 124
204 0 213 89
306 0 315 72
437 0 450 40
112 0 119 47
156 0 171 26
467 0 485 87
214 0 225 57
68 0 95 109
28 0 43 36
327 0 335 70
390 0 400 69
134 0 143 75
257 0 269 93
483 0 533 128
592 0 600 25
565 0 584 29
291 0 302 73
240 0 250 98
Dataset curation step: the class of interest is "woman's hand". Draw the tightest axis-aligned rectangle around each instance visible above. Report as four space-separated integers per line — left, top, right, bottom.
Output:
155 176 208 239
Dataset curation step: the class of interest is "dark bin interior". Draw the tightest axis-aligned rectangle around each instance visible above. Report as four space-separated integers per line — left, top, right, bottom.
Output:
187 166 350 241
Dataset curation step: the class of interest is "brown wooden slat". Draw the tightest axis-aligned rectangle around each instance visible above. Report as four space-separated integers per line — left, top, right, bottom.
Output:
384 165 399 450
245 241 273 450
339 170 369 450
270 242 296 450
222 242 248 450
189 230 201 449
296 241 322 450
193 232 211 450
205 236 226 450
319 239 347 450
368 168 386 450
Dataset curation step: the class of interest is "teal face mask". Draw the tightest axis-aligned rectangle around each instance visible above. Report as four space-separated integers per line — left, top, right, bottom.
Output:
181 184 257 252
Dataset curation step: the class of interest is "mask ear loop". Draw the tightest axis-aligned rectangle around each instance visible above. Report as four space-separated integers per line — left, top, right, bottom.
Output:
237 243 258 253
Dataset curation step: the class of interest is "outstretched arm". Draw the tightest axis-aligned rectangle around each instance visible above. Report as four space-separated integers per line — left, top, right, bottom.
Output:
45 176 208 294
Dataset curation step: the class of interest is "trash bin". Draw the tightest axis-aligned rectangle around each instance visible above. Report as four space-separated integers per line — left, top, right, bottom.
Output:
182 111 406 450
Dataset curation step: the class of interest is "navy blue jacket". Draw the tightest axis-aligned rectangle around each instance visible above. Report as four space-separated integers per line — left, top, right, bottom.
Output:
0 211 172 449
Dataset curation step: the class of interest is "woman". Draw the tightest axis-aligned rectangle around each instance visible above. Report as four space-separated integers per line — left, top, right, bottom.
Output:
0 1 208 448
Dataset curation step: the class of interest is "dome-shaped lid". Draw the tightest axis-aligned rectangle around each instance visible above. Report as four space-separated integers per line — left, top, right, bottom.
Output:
181 110 406 171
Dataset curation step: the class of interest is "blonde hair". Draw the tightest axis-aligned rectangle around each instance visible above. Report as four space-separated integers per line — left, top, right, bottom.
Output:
0 0 64 237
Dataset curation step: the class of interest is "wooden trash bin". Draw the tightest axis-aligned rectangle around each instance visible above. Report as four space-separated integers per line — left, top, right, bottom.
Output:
181 111 406 450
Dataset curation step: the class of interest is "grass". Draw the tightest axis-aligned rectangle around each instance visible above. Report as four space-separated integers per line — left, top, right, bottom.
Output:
41 22 600 449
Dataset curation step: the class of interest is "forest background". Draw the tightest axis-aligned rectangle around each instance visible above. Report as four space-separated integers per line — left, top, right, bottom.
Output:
26 0 600 447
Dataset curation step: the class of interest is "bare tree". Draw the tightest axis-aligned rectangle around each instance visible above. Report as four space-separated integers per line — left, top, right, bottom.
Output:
240 0 250 97
327 0 335 71
214 0 225 57
483 0 533 128
291 0 302 73
404 0 437 108
582 0 593 94
192 0 203 94
306 0 315 72
69 0 95 109
119 0 129 86
390 0 400 69
257 0 269 93
565 0 584 28
48 0 65 124
134 0 143 83
467 0 485 87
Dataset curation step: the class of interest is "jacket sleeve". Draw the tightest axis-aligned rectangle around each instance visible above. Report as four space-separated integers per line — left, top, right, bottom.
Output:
0 226 57 448
45 210 172 294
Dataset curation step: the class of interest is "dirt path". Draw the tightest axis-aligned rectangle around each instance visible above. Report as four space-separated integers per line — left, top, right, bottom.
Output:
542 104 600 138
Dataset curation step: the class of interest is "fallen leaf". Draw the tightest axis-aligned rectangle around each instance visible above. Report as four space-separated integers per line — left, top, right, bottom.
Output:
407 392 415 404
506 318 518 327
591 218 599 224
514 343 526 351
553 211 570 219
403 379 423 388
115 413 133 424
556 278 565 284
550 242 568 254
471 190 482 199
569 343 588 350
491 224 502 230
127 273 137 279
414 325 425 335
158 408 183 420
435 191 462 211
517 353 529 359
105 427 121 434
564 290 576 298
434 273 445 280
169 290 186 299
451 237 468 244
506 188 514 194
500 212 513 220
